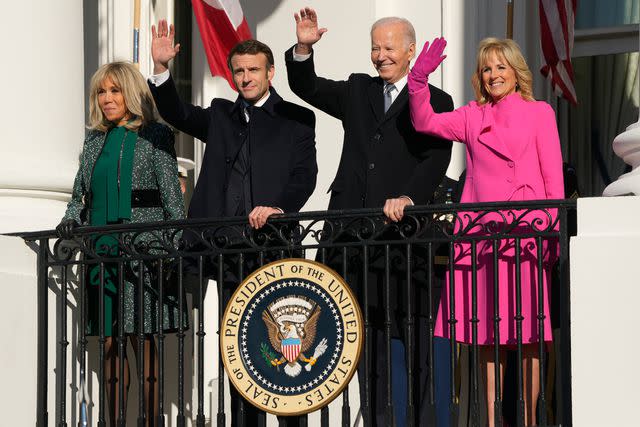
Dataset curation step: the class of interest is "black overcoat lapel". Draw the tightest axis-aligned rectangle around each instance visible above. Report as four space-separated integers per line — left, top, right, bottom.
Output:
382 84 408 123
367 78 384 124
226 98 250 162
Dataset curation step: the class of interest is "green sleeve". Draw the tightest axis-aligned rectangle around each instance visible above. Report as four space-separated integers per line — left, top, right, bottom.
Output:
62 146 88 224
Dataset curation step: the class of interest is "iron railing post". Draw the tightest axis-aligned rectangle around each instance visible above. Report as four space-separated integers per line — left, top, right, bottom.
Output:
559 207 573 427
36 238 49 427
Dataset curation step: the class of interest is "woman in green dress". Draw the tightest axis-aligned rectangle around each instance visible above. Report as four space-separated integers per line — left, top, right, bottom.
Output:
57 62 185 426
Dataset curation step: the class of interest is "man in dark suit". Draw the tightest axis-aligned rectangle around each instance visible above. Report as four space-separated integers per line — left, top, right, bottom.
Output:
150 20 316 226
149 20 317 425
285 8 453 427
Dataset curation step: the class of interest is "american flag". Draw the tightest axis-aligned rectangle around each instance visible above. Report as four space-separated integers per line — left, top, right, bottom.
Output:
539 0 578 105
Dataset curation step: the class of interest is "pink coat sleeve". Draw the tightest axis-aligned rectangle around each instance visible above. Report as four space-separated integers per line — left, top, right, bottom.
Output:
409 84 467 143
536 103 565 200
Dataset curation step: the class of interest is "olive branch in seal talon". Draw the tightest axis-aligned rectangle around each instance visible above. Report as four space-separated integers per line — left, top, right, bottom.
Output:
260 343 285 370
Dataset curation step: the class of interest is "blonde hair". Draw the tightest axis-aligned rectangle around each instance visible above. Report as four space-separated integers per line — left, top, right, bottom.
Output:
471 38 534 105
88 62 157 132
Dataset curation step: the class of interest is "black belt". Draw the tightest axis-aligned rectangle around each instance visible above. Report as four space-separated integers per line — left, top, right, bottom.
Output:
131 189 162 208
85 189 162 209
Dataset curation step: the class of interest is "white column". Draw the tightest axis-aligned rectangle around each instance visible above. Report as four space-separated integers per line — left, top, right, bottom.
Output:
0 1 85 233
570 196 640 425
0 1 84 425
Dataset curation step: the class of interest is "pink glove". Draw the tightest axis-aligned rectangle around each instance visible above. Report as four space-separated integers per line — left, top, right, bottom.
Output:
408 37 447 92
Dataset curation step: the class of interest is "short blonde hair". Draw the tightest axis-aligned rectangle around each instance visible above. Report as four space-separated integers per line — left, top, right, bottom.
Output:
471 38 534 105
88 62 156 132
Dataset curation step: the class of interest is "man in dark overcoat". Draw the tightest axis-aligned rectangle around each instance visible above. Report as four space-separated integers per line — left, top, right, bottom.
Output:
286 8 453 427
148 20 317 425
149 21 317 226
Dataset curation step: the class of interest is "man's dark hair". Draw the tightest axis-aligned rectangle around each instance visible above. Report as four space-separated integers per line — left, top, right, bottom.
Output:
227 39 275 71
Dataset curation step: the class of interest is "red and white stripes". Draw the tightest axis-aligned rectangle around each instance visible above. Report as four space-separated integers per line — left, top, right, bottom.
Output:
192 0 253 89
282 340 302 363
539 0 578 105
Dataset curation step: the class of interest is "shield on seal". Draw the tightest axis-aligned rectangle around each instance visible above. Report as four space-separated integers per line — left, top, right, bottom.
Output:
281 337 302 363
282 338 302 363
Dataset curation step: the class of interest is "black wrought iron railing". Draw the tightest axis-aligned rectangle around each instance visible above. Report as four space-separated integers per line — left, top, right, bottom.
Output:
14 199 576 427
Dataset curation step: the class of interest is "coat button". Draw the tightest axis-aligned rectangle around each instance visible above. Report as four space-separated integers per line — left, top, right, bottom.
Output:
225 157 231 164
372 133 382 143
239 131 245 138
507 177 513 183
368 163 375 170
507 161 514 168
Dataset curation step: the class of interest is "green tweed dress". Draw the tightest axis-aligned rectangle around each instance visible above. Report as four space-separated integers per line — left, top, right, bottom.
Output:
63 122 187 336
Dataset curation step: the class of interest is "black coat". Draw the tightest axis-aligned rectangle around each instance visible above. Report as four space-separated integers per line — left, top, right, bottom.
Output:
285 46 453 209
285 47 453 337
149 75 318 219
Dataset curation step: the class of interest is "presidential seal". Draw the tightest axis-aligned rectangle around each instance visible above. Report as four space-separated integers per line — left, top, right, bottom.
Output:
220 259 363 416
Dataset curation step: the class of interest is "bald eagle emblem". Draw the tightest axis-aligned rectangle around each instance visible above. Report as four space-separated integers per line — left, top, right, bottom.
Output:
261 295 328 377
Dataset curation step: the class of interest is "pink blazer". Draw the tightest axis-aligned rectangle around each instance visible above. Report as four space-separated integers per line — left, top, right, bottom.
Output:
409 86 564 204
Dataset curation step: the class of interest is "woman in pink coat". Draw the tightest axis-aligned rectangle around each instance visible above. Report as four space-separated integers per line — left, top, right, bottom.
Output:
408 37 564 426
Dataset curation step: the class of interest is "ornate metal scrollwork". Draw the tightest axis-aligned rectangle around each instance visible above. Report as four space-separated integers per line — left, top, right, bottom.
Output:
30 201 571 266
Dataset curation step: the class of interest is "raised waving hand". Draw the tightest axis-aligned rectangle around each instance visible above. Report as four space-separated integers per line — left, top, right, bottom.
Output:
408 37 447 92
151 19 181 74
294 7 327 55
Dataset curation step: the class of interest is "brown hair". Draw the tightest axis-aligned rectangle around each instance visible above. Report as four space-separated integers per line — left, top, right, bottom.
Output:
88 61 156 132
227 39 275 71
471 37 534 105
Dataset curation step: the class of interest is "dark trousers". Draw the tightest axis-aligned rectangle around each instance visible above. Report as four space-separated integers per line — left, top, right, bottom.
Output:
317 235 451 426
359 319 451 427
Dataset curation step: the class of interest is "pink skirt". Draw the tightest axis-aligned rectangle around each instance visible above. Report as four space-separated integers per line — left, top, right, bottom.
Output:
434 237 553 345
